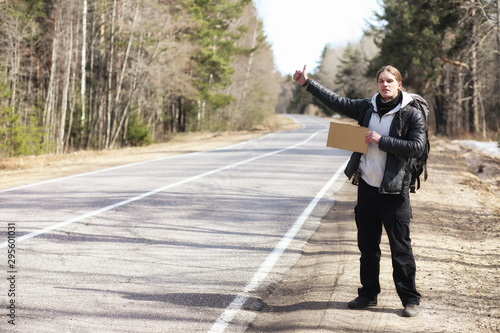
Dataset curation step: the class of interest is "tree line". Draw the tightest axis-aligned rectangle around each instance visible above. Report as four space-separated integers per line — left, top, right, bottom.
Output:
287 0 500 140
2 0 498 159
0 0 281 157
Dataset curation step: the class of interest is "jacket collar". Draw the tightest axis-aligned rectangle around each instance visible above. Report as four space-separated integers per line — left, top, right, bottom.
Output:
371 91 413 114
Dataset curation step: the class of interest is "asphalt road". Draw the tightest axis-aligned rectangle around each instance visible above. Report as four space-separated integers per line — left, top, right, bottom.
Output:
0 115 350 333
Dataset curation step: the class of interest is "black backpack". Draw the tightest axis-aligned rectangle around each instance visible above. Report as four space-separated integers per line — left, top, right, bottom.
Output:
407 94 430 193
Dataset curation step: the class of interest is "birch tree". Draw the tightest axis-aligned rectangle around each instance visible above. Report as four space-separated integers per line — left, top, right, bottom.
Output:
81 0 87 130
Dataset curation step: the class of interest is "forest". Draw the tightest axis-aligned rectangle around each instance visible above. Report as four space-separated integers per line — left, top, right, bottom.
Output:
286 0 500 142
0 0 499 158
0 0 281 156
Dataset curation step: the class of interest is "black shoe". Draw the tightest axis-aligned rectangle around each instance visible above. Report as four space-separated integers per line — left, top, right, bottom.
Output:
402 304 419 317
348 296 377 309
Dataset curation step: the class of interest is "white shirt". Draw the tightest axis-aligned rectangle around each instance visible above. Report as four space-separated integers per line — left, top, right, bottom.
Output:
359 91 413 188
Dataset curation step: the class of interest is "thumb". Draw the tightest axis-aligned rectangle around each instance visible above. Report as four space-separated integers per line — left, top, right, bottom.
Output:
302 64 308 80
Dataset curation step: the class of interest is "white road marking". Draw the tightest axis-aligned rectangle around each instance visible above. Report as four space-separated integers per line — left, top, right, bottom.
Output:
0 132 278 195
207 159 348 333
0 130 326 248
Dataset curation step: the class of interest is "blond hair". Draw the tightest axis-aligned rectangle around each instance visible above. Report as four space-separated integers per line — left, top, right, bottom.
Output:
376 65 406 92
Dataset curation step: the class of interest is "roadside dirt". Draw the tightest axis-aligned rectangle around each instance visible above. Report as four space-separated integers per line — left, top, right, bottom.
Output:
0 115 298 190
248 135 500 333
1 115 498 332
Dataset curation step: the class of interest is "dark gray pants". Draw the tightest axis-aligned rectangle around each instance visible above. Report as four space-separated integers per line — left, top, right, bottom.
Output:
355 178 421 306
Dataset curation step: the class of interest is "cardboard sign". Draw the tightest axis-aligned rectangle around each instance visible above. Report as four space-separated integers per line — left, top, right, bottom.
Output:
326 121 369 154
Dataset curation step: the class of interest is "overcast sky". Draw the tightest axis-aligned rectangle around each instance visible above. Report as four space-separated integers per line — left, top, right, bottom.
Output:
252 0 382 75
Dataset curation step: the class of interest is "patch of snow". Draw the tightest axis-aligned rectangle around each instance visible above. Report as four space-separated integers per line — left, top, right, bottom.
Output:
453 140 500 157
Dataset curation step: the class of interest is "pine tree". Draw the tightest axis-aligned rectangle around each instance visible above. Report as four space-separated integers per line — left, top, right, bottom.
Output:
335 44 370 99
184 0 250 130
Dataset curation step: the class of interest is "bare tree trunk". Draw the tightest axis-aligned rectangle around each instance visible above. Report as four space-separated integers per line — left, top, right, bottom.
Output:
98 5 107 150
457 70 464 134
58 16 74 154
497 1 500 88
478 91 486 138
51 79 60 144
109 91 134 148
109 2 139 147
444 67 453 135
65 71 77 153
26 44 35 123
65 10 81 153
105 0 117 149
179 96 185 132
80 0 87 132
86 0 98 149
470 46 480 135
497 0 500 134
109 61 142 149
11 25 19 112
469 5 480 135
44 13 59 145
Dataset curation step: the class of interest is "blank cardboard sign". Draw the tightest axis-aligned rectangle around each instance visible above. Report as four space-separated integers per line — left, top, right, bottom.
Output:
326 121 369 154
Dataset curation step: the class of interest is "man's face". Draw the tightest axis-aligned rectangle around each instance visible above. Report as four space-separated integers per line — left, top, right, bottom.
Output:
377 71 402 102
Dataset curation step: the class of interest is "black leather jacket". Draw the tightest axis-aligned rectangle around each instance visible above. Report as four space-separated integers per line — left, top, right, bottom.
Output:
306 79 426 194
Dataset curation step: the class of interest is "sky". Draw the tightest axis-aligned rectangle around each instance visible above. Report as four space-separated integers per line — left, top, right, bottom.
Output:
252 0 382 76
